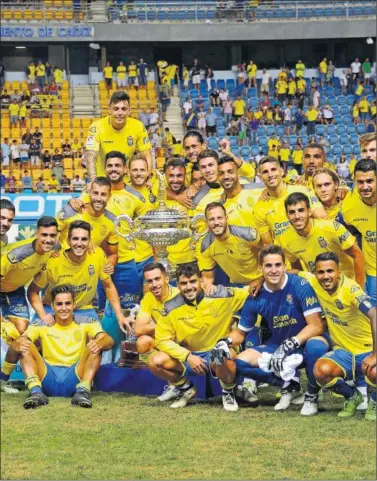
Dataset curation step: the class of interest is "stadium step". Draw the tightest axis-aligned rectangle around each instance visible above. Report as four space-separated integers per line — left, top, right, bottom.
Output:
166 93 185 144
72 85 97 117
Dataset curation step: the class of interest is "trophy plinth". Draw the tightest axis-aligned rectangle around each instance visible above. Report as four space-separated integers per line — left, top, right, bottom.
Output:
117 339 148 369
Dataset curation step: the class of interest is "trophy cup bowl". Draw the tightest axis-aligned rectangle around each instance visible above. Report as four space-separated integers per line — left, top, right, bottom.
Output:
114 171 207 279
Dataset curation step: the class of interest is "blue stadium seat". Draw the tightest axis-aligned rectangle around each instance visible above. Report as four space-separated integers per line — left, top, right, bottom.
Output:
343 145 353 155
327 153 335 163
251 146 260 156
157 10 167 20
357 124 367 134
216 117 224 127
207 137 218 149
332 144 342 155
328 97 337 106
289 135 298 146
266 126 276 136
301 135 309 145
217 126 225 138
347 125 357 135
347 96 355 105
190 90 198 99
350 134 359 145
258 126 266 136
343 115 353 125
217 79 225 89
339 134 350 145
285 9 295 18
334 7 346 16
314 8 325 17
353 6 364 16
332 106 340 115
337 96 347 105
336 125 347 135
265 9 275 19
329 135 339 145
185 10 196 20
258 136 268 146
226 79 235 90
333 115 343 125
146 11 157 20
248 88 257 97
229 136 238 147
241 146 250 159
316 125 326 135
213 107 222 117
233 147 240 156
324 8 334 17
137 11 146 21
340 105 350 115
364 6 374 15
276 125 285 136
353 145 361 155
327 125 337 134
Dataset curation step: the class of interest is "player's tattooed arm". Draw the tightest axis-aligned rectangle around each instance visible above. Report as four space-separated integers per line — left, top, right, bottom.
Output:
85 150 98 181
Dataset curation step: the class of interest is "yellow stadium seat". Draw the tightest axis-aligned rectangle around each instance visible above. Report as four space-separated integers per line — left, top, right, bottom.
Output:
2 118 10 128
4 81 11 90
11 128 21 138
99 81 106 90
62 118 70 128
62 80 69 90
12 81 20 90
63 158 73 169
32 170 42 180
13 10 22 21
52 140 61 150
156 157 166 170
54 0 63 6
44 10 54 20
44 0 53 6
72 128 81 139
12 171 21 181
31 118 42 127
72 118 81 129
64 10 73 20
81 118 91 129
65 169 73 179
34 10 43 20
2 129 10 139
54 10 64 20
42 118 51 129
63 0 73 5
2 10 12 20
61 91 69 99
24 10 33 21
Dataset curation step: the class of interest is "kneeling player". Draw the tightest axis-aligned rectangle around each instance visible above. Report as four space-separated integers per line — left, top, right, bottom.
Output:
310 252 376 420
12 284 114 409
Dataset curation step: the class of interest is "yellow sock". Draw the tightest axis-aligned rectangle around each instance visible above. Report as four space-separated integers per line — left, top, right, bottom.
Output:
1 361 16 376
25 375 42 391
76 381 91 392
220 380 236 391
172 377 188 387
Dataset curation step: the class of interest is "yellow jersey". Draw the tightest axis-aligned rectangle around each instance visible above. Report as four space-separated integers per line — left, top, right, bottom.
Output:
197 225 261 284
306 109 318 122
324 202 343 221
54 68 63 83
85 116 151 177
165 199 196 266
292 149 303 165
19 104 27 117
353 106 359 117
295 63 305 77
1 318 20 345
279 148 291 162
103 66 113 79
288 82 297 95
267 138 280 150
276 80 288 94
300 272 373 354
355 85 364 96
9 104 19 116
128 65 137 77
138 285 180 324
341 192 376 276
171 143 183 156
359 100 370 113
117 65 127 79
36 64 45 77
222 184 262 227
247 64 257 77
1 239 53 293
276 219 357 279
268 149 279 159
253 184 323 240
189 184 223 217
319 61 327 74
29 65 36 77
49 178 59 193
297 79 306 91
155 286 249 361
233 100 246 116
57 204 119 252
33 247 109 309
26 321 104 367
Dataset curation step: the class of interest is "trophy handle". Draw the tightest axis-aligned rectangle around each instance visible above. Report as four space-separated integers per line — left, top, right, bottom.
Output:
190 214 208 249
154 169 167 208
114 214 136 250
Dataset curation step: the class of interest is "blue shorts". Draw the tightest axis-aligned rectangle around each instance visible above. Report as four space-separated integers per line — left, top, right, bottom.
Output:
321 349 373 381
182 351 213 377
0 287 29 322
98 260 141 311
366 274 376 305
42 361 80 397
360 112 368 121
320 73 326 82
31 306 98 325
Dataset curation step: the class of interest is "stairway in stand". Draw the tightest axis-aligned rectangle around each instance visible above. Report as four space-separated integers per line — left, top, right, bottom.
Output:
165 91 185 142
71 85 98 118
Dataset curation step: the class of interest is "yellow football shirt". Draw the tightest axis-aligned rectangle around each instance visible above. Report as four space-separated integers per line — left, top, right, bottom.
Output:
36 64 46 77
103 66 113 79
276 219 356 279
197 225 261 284
253 184 323 240
297 79 306 91
342 192 376 276
300 272 373 354
117 65 127 80
26 321 104 367
54 68 63 83
33 247 109 309
57 204 119 251
155 286 249 361
355 85 364 96
276 81 287 94
267 138 280 150
319 61 327 73
189 184 223 217
223 185 262 227
9 104 20 116
128 65 137 77
1 318 20 345
85 116 152 177
165 199 196 266
306 109 318 121
1 239 53 293
247 64 257 77
280 148 291 162
138 285 180 324
288 82 297 95
296 63 305 77
359 100 370 113
233 100 246 116
324 202 342 221
292 149 303 165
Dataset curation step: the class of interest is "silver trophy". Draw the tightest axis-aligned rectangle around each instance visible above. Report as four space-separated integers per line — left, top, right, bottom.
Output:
114 170 206 279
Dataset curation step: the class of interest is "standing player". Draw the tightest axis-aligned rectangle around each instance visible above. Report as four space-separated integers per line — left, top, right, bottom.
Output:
85 90 152 180
341 159 376 304
253 156 327 244
149 262 250 411
312 168 345 222
0 216 58 392
210 245 327 414
198 202 261 290
0 199 15 251
13 284 114 409
277 192 365 286
310 253 376 420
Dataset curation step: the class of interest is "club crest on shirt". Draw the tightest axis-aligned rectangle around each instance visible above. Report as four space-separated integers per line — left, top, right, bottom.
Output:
127 136 134 146
335 299 344 310
350 285 360 294
88 264 95 276
317 236 327 248
100 225 107 236
209 303 220 318
286 294 293 305
238 244 250 256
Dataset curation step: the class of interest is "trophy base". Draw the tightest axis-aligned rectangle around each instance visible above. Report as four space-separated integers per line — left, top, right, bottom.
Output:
117 340 148 370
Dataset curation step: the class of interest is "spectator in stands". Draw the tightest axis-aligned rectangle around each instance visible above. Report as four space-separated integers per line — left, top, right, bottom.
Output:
159 85 170 122
371 99 376 120
295 108 304 134
362 58 372 85
1 138 10 167
128 61 137 86
48 173 60 192
33 127 43 148
318 57 327 88
0 171 7 193
205 65 215 92
260 69 271 95
72 174 85 193
283 105 292 136
197 106 207 138
60 174 71 193
182 97 192 116
247 60 257 89
21 89 30 102
103 61 113 92
340 69 348 95
9 100 19 126
322 104 334 125
337 156 350 180
233 94 246 119
248 114 259 144
223 96 233 126
19 101 27 128
287 78 296 104
62 139 72 158
353 101 360 125
326 61 335 86
355 80 364 100
41 150 51 168
210 88 221 107
25 61 35 85
138 109 149 129
36 61 46 89
359 95 370 125
219 88 228 104
0 60 5 89
351 58 362 82
367 120 376 134
52 148 63 165
10 89 21 103
51 159 64 182
29 139 41 168
226 119 239 136
35 176 46 193
45 62 53 85
148 107 160 132
306 105 318 136
276 77 287 103
19 142 29 166
83 172 91 185
184 108 197 129
191 59 201 90
5 172 17 193
21 170 33 192
206 108 217 137
49 82 59 96
137 58 148 87
53 66 64 89
116 61 127 89
10 139 20 166
70 138 81 159
318 135 329 147
237 116 248 147
292 143 304 175
1 89 10 106
312 87 320 109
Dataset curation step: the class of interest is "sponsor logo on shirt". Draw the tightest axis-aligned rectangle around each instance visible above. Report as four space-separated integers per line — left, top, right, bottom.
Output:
127 136 134 147
317 237 327 248
88 264 95 276
306 296 318 307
